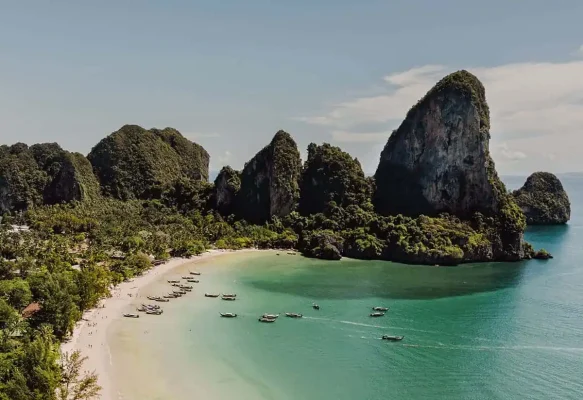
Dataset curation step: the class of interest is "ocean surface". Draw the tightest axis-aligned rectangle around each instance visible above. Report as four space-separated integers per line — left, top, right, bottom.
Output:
109 175 583 400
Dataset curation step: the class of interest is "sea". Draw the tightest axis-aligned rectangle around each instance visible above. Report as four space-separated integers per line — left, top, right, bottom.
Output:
108 174 583 400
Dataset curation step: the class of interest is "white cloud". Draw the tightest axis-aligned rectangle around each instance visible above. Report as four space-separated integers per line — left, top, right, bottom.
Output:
218 150 232 164
572 45 583 57
301 61 583 137
298 60 583 172
495 142 527 161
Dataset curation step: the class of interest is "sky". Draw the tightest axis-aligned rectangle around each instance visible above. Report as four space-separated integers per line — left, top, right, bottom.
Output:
1 1 582 175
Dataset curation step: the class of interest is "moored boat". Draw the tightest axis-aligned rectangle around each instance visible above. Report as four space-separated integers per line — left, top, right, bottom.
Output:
155 298 170 302
190 271 201 275
222 294 236 298
167 280 180 283
258 317 276 323
382 335 404 341
370 312 385 317
147 296 160 301
205 293 220 298
181 276 191 279
220 312 237 318
179 285 193 289
146 310 163 315
285 312 303 318
187 279 199 283
373 307 388 312
262 313 279 319
123 313 139 318
221 295 236 301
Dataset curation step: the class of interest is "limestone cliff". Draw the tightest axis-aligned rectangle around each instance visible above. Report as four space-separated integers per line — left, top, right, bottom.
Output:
236 130 301 223
513 172 570 225
88 125 209 200
0 143 100 213
212 166 241 216
299 143 373 215
373 70 526 261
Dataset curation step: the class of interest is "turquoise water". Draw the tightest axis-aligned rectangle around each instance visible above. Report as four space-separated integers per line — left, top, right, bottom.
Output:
111 175 583 400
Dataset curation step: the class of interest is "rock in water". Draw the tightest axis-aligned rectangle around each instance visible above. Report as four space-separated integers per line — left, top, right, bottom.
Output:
373 70 526 260
212 166 241 216
513 172 570 225
299 143 373 215
236 130 301 223
88 125 209 200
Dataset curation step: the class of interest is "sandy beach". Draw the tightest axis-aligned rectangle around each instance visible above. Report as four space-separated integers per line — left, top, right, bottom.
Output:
60 249 260 400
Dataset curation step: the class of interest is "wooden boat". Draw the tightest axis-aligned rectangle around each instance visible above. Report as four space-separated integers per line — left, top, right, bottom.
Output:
155 298 170 302
163 294 175 299
370 312 385 317
258 317 276 323
190 271 201 275
285 312 303 318
181 288 192 292
181 276 191 279
313 303 320 310
123 313 139 318
142 304 160 309
372 307 388 312
167 280 180 283
147 296 160 301
221 296 236 301
220 312 237 318
187 279 199 283
172 283 181 287
205 293 220 298
262 313 279 319
146 310 163 315
179 285 193 289
382 335 404 341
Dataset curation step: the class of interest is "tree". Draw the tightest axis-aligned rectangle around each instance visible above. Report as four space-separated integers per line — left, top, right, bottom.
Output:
57 351 101 400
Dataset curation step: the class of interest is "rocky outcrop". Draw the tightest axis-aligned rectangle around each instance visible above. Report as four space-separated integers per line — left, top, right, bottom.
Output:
373 70 527 261
88 125 209 200
0 143 100 213
300 230 343 260
212 166 240 216
150 128 210 181
299 143 373 215
512 172 570 225
236 131 301 223
44 152 101 205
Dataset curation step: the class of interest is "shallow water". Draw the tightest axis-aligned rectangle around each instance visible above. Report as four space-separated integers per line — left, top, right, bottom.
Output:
109 176 583 400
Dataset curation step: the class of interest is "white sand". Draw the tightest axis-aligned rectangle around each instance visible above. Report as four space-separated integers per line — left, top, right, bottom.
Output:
60 249 259 400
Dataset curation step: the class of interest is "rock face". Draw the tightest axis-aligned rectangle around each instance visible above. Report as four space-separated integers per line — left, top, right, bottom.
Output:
0 143 100 213
236 131 301 224
373 70 526 261
212 166 241 216
88 125 209 200
513 172 570 225
299 143 372 215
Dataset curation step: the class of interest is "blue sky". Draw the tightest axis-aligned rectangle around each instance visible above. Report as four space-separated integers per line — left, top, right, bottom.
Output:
1 1 582 175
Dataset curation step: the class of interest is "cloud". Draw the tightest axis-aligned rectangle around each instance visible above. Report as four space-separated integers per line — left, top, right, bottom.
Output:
572 45 583 57
495 142 527 161
218 150 232 164
298 61 583 147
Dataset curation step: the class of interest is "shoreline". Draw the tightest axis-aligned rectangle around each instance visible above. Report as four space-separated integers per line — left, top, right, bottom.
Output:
60 248 264 400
